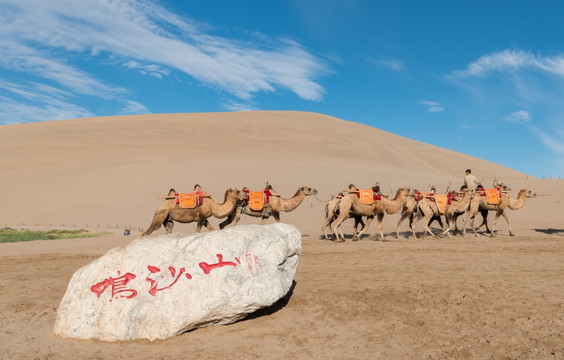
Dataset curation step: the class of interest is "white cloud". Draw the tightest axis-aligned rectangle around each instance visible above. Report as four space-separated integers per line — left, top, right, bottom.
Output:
419 100 445 113
0 95 93 124
504 110 532 123
0 0 328 102
120 100 149 114
220 100 257 112
449 49 564 79
0 41 125 98
123 61 170 79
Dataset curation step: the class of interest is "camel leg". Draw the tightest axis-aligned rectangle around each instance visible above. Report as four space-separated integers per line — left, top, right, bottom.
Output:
163 217 174 234
452 213 463 236
500 210 514 236
376 213 385 241
196 219 215 233
272 211 281 223
396 209 411 239
441 214 453 238
473 210 490 233
219 207 241 229
491 209 512 237
423 215 437 239
411 211 421 239
354 216 366 234
331 205 351 243
142 208 169 236
353 216 374 241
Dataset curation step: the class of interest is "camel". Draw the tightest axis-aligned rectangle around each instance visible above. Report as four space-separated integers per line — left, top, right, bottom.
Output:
396 192 445 239
410 189 474 239
331 187 411 242
441 188 475 237
461 188 536 237
321 185 365 240
219 186 318 228
142 188 245 236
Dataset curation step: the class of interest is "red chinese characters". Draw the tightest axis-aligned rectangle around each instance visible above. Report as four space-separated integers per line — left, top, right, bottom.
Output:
198 254 239 275
91 271 138 301
145 265 192 296
90 253 261 302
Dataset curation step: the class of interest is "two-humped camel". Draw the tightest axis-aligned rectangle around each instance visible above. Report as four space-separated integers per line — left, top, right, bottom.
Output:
396 192 444 239
331 187 411 242
321 185 365 240
410 189 474 239
219 186 318 228
461 188 536 237
142 188 245 236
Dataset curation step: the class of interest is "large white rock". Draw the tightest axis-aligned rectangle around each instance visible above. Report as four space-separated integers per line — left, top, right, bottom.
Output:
54 224 301 341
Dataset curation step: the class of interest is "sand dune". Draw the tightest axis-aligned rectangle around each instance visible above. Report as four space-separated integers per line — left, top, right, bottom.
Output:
0 111 542 231
1 111 563 359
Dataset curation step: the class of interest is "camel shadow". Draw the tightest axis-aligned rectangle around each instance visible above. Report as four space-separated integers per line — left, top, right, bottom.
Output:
534 228 564 236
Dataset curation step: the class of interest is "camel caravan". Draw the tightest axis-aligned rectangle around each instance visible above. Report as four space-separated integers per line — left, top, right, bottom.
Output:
141 177 536 241
142 184 318 236
321 181 536 242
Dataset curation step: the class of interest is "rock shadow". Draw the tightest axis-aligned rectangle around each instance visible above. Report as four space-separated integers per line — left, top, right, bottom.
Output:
242 280 296 321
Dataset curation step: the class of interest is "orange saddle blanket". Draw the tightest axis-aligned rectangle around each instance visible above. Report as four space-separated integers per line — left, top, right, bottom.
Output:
249 191 266 211
485 188 500 205
359 189 374 204
433 194 448 214
178 192 198 209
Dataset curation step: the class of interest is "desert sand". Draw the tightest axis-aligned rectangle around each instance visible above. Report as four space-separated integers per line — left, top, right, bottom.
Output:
1 111 563 359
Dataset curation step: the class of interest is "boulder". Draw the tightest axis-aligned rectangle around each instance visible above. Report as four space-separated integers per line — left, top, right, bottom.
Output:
54 223 301 341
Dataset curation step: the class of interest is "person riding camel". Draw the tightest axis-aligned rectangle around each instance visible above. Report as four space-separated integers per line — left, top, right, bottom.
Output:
464 169 482 190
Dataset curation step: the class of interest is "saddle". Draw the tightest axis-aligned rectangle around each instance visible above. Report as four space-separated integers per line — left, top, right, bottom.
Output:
414 191 455 214
177 192 198 209
432 194 448 214
356 189 382 204
478 187 502 205
248 191 266 211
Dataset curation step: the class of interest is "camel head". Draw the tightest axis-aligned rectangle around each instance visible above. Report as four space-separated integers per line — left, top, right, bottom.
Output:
498 183 512 191
396 187 412 197
297 186 318 196
223 188 246 201
519 189 536 198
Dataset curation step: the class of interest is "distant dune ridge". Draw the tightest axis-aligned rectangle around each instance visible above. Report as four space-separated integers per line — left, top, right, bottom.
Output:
0 111 551 235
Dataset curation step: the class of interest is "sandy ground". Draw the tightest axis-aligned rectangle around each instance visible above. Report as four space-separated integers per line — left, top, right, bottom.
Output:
1 112 564 359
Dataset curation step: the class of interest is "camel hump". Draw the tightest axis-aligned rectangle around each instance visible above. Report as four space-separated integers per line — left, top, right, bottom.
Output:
168 188 177 196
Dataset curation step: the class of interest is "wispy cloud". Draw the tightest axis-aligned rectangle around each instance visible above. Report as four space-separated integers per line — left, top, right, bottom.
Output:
450 49 564 175
367 58 407 72
120 100 149 115
0 0 328 103
220 100 258 112
449 49 564 79
419 100 445 113
504 110 532 123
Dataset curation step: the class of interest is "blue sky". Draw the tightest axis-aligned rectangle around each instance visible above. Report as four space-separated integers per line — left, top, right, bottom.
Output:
1 0 563 178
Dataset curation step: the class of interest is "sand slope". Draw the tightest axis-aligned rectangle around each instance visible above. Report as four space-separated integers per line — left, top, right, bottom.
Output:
0 111 544 232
